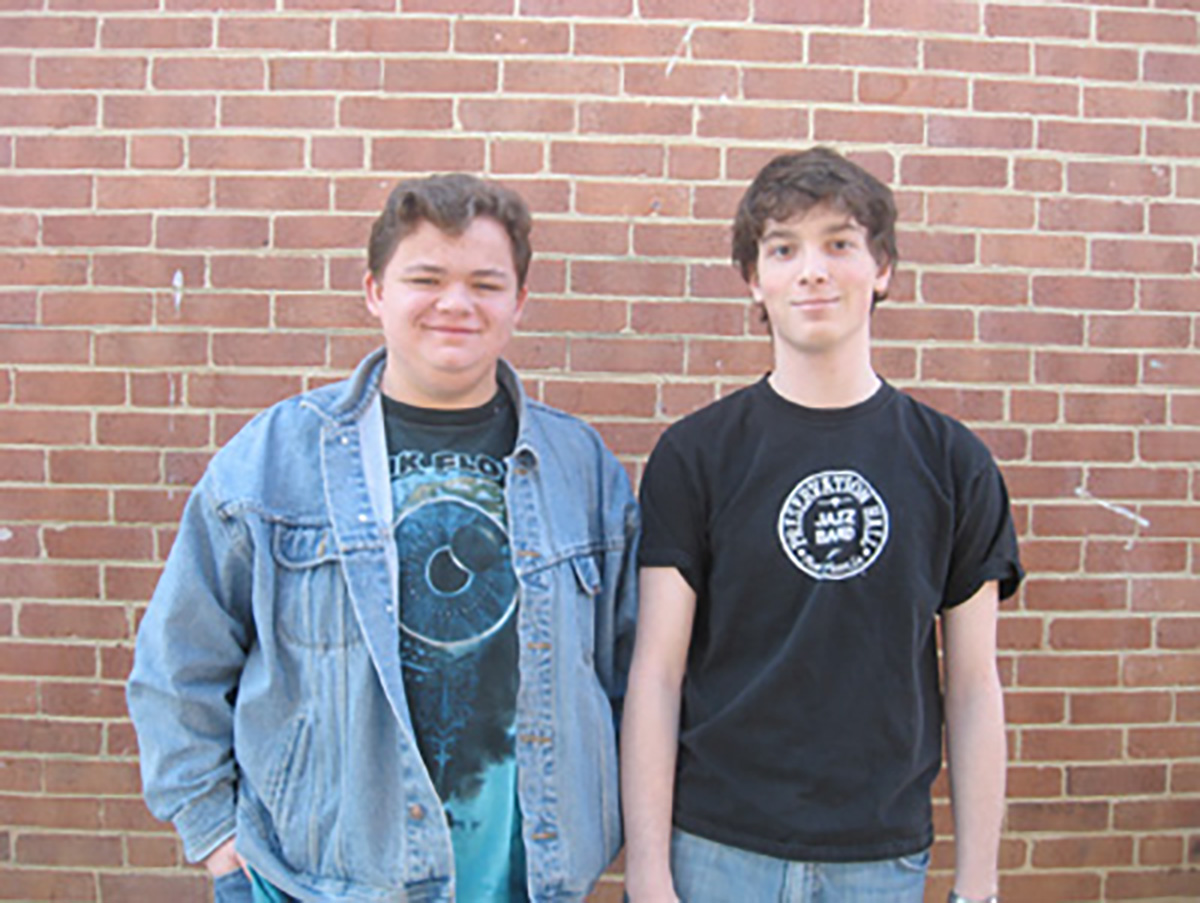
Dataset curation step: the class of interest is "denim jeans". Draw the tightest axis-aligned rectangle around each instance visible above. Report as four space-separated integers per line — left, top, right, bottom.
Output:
670 828 929 903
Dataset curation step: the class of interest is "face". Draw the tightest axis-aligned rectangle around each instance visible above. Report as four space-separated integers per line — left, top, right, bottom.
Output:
750 203 891 362
364 216 527 408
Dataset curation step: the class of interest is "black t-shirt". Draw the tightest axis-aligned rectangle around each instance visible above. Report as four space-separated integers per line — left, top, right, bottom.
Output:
638 377 1023 863
383 389 528 899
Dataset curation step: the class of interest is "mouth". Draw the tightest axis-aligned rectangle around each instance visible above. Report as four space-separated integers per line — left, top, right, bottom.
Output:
790 297 838 308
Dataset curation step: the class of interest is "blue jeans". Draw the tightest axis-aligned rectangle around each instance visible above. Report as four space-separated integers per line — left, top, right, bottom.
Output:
670 828 929 903
211 869 295 903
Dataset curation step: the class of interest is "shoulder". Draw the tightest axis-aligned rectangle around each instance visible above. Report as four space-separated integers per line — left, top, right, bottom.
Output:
656 381 761 452
892 389 1000 477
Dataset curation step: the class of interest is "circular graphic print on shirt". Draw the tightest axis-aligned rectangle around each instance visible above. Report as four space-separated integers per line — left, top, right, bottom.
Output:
777 469 890 581
396 496 518 648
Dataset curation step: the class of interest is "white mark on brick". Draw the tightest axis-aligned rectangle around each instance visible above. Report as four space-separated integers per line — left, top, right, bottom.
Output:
172 269 184 313
0 527 13 543
666 24 696 77
1074 485 1150 549
1148 358 1164 370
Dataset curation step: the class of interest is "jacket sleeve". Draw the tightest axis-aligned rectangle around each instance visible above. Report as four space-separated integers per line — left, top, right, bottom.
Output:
593 453 641 731
125 473 255 863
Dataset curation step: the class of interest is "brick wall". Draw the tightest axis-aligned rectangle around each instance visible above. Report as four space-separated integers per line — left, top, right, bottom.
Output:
1 1 1198 900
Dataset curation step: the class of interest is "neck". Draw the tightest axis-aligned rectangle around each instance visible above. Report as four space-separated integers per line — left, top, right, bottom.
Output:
768 346 880 410
381 364 499 410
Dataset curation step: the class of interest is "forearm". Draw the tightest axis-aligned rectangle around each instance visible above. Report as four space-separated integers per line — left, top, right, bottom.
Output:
945 671 1006 898
620 667 683 902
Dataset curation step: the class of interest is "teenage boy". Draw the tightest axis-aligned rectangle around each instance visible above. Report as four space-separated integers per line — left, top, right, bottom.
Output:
621 147 1023 903
128 174 638 903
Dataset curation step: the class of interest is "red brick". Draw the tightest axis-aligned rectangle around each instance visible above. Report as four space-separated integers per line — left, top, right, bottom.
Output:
105 566 162 602
977 311 1082 346
532 220 628 258
372 137 485 174
1124 654 1200 687
928 115 1033 149
520 298 627 335
569 337 683 375
574 23 684 57
218 15 331 49
632 301 745 337
94 174 208 210
920 273 1027 307
1062 392 1166 427
814 109 924 144
454 19 569 55
1158 617 1200 649
809 33 916 68
1098 9 1198 45
1068 162 1172 198
1146 49 1200 84
1036 44 1139 81
98 873 209 903
624 62 738 99
189 135 304 171
1087 467 1188 501
330 14 444 49
210 255 324 290
129 134 184 168
870 307 976 343
501 60 616 97
209 332 326 369
1147 124 1200 157
641 0 746 18
49 449 160 486
41 681 131 719
1141 430 1200 462
1115 799 1200 832
15 371 126 407
0 173 92 208
571 260 683 298
686 339 772 377
861 72 968 108
0 328 90 366
926 39 1030 74
101 17 212 48
1017 653 1120 688
1005 691 1065 725
0 15 97 48
870 0 980 33
1094 239 1194 274
152 56 264 91
1032 275 1135 311
269 57 381 91
1007 764 1063 798
1086 85 1189 121
521 0 632 13
1007 800 1110 832
1149 202 1200 236
1015 158 1062 192
986 4 1090 38
1107 869 1200 900
219 95 334 129
0 869 97 901
1036 350 1139 386
691 26 802 62
1039 121 1142 157
1039 198 1144 234
0 93 96 128
1051 618 1153 652
1031 836 1133 869
921 348 1029 384
1138 836 1184 867
313 136 364 169
1068 764 1168 797
16 832 123 867
1129 726 1200 759
543 380 657 418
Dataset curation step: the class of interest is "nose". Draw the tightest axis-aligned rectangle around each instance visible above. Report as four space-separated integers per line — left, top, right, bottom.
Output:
796 249 829 285
434 281 472 312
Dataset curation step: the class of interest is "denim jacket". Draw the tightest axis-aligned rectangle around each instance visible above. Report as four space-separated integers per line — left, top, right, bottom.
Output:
127 348 639 902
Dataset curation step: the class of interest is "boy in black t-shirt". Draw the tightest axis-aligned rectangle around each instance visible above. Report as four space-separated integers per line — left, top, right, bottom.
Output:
621 148 1023 903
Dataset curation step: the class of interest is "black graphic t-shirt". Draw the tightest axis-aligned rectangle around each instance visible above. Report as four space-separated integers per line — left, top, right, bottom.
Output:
383 389 526 901
638 376 1023 864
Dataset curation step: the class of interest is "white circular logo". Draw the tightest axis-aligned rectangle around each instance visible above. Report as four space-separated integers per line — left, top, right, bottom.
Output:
777 469 889 581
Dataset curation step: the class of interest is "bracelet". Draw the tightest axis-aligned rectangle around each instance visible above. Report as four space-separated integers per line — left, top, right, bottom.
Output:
947 892 999 903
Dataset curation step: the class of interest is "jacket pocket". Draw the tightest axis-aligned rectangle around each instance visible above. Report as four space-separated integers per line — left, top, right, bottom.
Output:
569 553 602 662
270 523 363 648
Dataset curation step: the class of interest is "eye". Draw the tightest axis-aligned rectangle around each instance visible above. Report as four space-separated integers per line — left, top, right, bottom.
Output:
767 243 793 259
406 276 439 288
474 282 504 293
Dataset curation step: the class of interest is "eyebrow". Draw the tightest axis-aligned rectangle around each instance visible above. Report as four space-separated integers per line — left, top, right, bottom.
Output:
401 263 511 280
761 218 862 243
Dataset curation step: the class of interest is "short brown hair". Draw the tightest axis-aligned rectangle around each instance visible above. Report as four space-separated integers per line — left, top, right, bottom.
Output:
731 147 898 303
367 174 533 288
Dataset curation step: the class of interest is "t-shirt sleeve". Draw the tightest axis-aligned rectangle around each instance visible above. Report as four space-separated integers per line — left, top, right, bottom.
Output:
942 445 1024 610
637 429 708 594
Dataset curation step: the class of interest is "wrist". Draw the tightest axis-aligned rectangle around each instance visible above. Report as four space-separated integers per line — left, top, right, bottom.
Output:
948 892 999 903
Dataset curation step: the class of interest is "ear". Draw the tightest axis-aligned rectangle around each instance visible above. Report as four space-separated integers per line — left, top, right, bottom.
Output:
873 260 893 298
363 270 383 320
512 284 529 325
747 267 764 304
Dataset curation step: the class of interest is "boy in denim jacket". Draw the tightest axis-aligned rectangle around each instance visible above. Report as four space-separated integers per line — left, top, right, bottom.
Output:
129 175 638 903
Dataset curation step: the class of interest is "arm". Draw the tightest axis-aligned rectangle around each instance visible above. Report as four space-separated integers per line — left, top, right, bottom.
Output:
621 566 696 903
126 480 254 865
942 579 1005 900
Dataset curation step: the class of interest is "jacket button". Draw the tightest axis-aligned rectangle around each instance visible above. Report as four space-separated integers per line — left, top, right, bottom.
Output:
408 804 425 821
